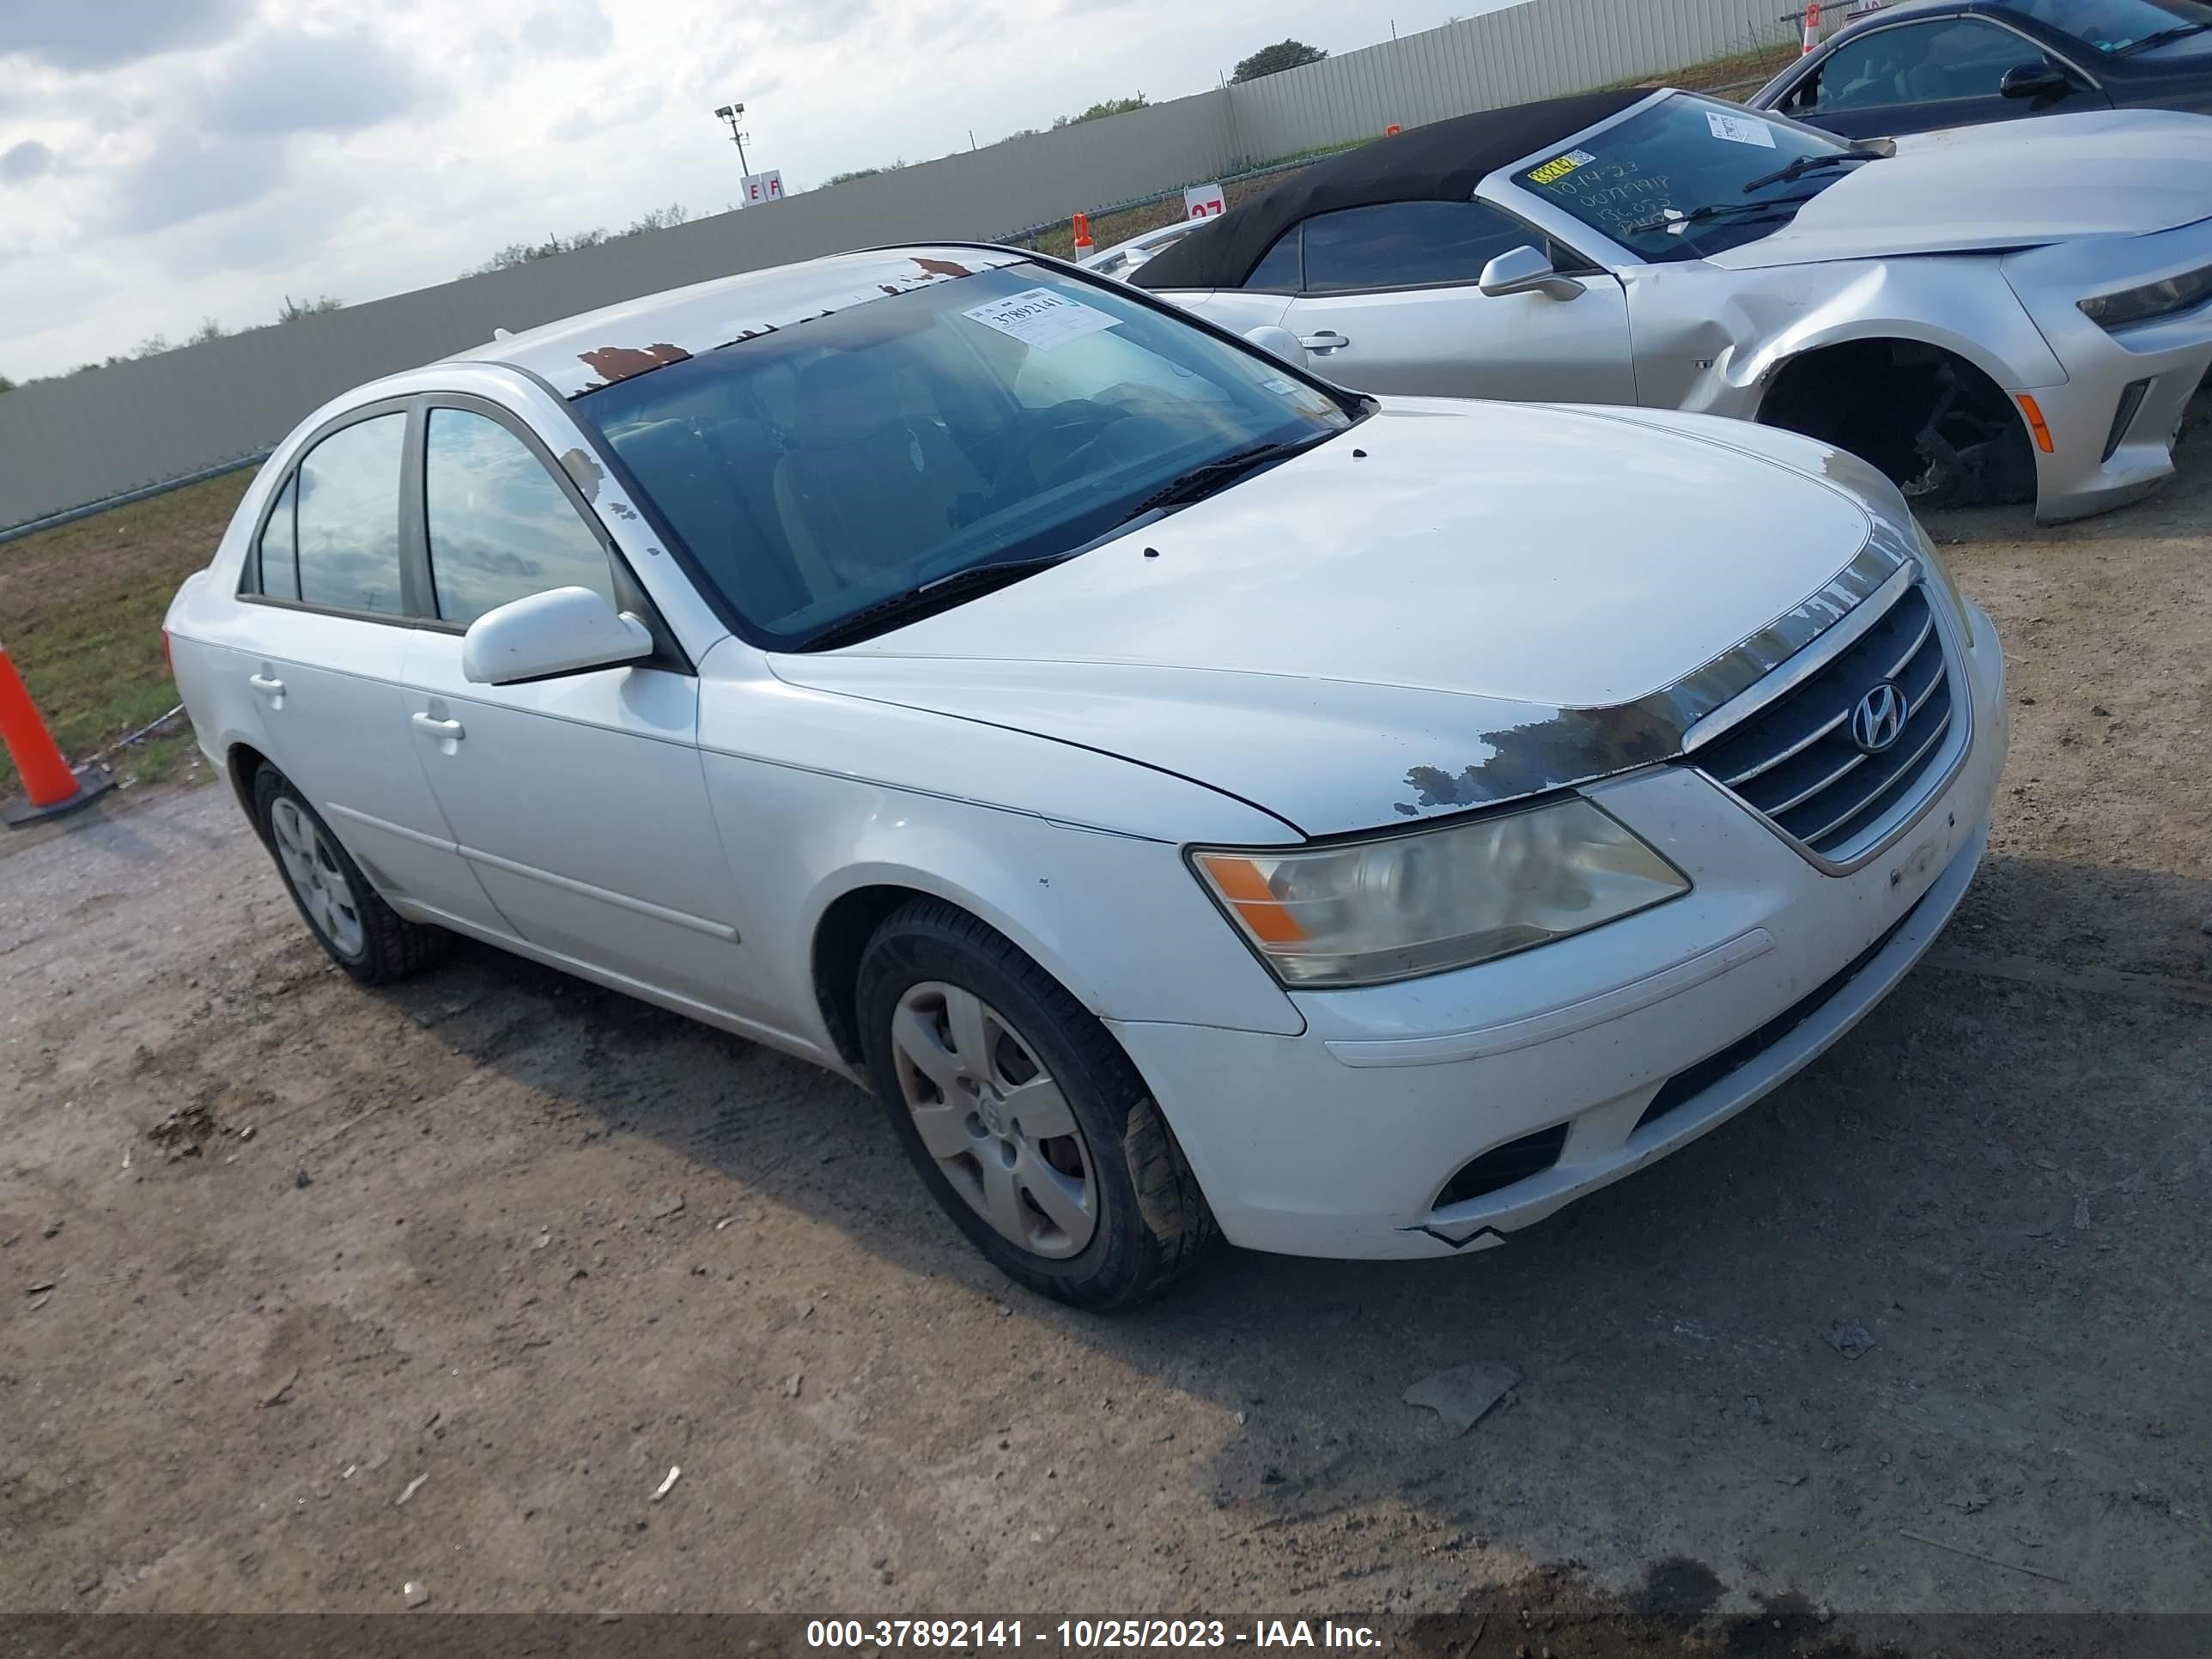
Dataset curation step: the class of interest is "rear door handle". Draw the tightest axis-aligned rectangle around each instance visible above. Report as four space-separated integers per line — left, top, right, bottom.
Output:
410 713 465 741
248 672 285 697
1299 331 1350 352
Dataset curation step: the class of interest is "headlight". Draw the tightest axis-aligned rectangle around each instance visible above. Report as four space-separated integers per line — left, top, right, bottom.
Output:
1191 798 1689 989
2077 264 2212 331
1911 518 1972 638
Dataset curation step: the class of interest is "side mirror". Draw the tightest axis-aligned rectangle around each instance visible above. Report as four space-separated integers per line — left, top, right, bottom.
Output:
461 585 653 686
1479 244 1587 301
1243 325 1308 362
2000 60 2072 100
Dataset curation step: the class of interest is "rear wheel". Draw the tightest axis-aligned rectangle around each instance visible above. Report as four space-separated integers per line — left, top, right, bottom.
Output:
855 898 1217 1310
252 766 450 984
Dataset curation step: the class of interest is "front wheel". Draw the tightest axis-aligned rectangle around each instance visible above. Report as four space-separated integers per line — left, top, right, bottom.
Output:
855 899 1217 1310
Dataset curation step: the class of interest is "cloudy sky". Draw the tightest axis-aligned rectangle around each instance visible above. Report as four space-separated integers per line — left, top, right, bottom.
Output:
0 0 1498 381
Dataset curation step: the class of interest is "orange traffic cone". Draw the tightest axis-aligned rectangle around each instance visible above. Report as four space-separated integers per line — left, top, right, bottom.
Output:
1802 1 1823 52
1 636 114 826
1071 212 1093 255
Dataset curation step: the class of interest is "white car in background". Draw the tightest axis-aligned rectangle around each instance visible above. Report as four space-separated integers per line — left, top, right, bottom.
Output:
1139 84 2212 520
1079 218 1210 281
166 246 2006 1308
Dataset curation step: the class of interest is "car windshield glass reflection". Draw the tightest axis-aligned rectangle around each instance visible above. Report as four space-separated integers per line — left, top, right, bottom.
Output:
574 263 1354 647
1516 94 1859 264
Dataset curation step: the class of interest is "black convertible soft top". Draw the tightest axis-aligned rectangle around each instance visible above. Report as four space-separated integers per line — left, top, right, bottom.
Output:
1133 88 1652 292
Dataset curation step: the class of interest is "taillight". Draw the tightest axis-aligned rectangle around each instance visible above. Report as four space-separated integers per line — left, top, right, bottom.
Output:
161 627 173 676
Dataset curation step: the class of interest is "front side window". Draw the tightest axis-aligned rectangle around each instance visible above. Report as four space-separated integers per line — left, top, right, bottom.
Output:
424 409 616 626
575 262 1355 648
293 414 407 615
1300 200 1538 293
1516 93 1865 264
1796 19 2049 111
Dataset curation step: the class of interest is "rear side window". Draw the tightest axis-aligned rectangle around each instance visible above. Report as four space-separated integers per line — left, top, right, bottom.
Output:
1299 201 1538 293
423 409 616 626
294 414 407 615
256 476 300 599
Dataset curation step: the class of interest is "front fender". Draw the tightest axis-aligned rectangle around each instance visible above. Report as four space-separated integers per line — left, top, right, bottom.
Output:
1624 258 2069 417
696 745 1309 1062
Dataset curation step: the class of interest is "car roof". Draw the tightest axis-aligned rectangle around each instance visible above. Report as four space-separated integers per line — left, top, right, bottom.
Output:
1132 87 1652 292
444 244 1029 399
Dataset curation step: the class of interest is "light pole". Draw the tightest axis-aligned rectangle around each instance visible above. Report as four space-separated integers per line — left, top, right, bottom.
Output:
713 103 751 179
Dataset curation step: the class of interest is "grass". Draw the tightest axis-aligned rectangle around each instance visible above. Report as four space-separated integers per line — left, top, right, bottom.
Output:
1607 37 1802 96
1023 170 1310 261
0 471 253 799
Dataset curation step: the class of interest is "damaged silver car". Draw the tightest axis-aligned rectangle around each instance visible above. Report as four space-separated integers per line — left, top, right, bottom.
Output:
1137 86 2212 522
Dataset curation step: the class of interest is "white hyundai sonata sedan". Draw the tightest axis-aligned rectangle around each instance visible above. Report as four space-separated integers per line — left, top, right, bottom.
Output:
166 244 2008 1308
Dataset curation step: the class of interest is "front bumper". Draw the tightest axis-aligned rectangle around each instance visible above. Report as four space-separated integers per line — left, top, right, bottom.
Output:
2005 221 2212 523
1112 599 2007 1260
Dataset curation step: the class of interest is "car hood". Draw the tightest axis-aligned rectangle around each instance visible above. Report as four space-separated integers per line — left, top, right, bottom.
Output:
771 400 1882 837
1711 108 2212 269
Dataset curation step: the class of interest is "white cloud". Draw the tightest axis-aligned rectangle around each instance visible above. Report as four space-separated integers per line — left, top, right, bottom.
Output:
0 0 256 71
0 138 52 185
0 0 1486 380
204 26 438 137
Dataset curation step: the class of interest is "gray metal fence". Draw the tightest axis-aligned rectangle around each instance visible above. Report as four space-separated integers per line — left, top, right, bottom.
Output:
0 0 1794 536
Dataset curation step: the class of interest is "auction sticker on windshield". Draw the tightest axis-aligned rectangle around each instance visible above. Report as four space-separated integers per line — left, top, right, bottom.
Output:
963 288 1120 351
1705 110 1776 148
1528 149 1595 185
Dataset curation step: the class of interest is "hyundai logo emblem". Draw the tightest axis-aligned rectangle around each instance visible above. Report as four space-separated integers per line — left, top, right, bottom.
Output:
1850 681 1908 755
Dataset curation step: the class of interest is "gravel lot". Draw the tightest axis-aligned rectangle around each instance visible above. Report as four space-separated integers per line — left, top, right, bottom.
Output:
3 428 2207 1649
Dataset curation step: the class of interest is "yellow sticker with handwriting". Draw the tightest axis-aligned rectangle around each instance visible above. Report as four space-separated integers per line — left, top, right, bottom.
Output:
1527 149 1595 185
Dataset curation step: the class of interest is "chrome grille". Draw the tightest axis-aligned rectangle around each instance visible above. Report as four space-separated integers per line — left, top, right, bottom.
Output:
1692 583 1954 861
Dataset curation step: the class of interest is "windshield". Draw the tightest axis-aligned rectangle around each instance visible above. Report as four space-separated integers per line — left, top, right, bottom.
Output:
575 262 1352 647
1513 94 1858 264
2001 0 2212 51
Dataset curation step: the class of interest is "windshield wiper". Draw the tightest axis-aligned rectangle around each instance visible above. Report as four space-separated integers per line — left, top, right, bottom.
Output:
1623 192 1825 239
801 553 1073 650
2116 21 2209 53
1741 149 1877 194
1128 436 1329 518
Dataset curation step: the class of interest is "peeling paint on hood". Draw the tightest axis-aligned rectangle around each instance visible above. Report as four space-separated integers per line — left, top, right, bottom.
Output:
773 399 1897 837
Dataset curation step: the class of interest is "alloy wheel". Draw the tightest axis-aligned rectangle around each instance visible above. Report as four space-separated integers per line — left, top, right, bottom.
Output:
270 797 367 961
889 981 1097 1257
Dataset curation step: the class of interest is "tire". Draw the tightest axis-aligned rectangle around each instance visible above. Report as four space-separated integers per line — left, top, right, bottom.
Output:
855 898 1218 1310
252 765 451 985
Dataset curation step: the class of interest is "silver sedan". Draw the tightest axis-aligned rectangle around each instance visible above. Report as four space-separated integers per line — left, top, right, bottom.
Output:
1140 87 2212 521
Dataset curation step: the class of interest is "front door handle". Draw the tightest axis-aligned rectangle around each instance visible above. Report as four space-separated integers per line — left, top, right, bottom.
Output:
248 672 285 698
1299 331 1350 352
410 713 465 742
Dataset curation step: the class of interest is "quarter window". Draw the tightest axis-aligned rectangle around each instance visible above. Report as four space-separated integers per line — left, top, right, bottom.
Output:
255 475 300 599
294 414 407 616
1243 228 1304 291
424 409 616 626
1299 200 1538 293
1794 20 2048 111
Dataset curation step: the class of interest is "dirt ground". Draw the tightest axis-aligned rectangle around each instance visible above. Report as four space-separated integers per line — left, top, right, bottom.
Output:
3 430 2208 1650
